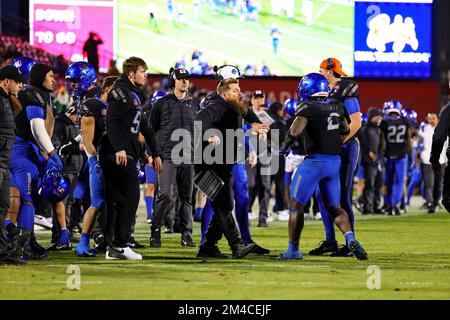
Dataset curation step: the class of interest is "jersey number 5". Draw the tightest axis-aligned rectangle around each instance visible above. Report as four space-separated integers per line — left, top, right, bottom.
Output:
131 110 141 134
387 125 406 143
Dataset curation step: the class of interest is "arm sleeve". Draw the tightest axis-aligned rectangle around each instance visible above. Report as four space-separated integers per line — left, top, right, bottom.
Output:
30 118 55 154
105 96 129 153
431 103 450 164
344 97 360 116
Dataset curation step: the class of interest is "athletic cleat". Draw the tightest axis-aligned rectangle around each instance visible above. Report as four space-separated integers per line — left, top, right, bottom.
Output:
271 251 302 260
266 214 274 222
314 212 322 220
47 242 72 251
196 244 227 258
257 220 268 228
181 235 196 248
348 240 368 260
34 215 53 230
128 237 146 249
308 240 338 256
75 246 97 257
247 241 270 255
146 218 152 224
106 245 142 260
232 240 257 259
330 245 354 257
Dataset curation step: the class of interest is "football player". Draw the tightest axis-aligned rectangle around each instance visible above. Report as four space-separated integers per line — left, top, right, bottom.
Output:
276 73 367 260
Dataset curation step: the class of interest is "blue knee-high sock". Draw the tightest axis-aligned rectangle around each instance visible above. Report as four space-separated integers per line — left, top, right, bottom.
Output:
145 196 154 219
17 203 35 231
194 207 203 220
234 193 251 243
200 199 214 246
59 228 69 244
316 190 336 244
344 231 355 246
79 233 90 248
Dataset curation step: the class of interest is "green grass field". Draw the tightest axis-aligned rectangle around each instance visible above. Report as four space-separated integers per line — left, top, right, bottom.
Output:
116 0 354 76
1 200 450 300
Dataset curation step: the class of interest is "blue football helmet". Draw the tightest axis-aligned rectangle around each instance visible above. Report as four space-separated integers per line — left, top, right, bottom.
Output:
297 73 329 102
38 168 71 203
151 91 167 105
65 61 97 97
10 57 36 81
383 100 403 116
401 108 417 124
284 98 298 117
361 113 368 124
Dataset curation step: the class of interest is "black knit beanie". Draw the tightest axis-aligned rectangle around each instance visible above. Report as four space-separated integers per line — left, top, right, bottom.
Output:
30 63 52 92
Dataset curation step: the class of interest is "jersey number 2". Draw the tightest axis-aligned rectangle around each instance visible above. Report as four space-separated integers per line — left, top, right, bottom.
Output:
387 125 406 143
327 113 340 131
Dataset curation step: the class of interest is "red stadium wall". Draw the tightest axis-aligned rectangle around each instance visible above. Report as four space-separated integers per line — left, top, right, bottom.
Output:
149 76 441 122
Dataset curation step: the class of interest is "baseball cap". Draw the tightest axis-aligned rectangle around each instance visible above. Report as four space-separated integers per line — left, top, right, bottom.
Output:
0 65 24 83
173 68 190 80
320 57 348 76
214 65 243 82
252 90 265 99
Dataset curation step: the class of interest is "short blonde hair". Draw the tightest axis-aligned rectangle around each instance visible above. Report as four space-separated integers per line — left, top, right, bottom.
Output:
217 78 239 96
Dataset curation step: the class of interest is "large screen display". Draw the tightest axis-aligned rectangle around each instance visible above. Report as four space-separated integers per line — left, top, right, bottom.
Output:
116 0 355 76
29 0 116 72
354 0 432 78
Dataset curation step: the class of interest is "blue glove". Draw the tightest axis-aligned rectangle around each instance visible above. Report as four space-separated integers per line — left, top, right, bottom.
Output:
47 152 64 171
88 155 102 175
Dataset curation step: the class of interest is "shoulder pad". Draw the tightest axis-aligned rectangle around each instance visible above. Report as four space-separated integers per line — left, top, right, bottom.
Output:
294 102 310 117
110 87 128 104
80 98 95 117
339 79 359 98
18 87 46 108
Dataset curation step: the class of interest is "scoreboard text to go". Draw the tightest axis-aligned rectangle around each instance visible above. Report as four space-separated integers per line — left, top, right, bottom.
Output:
34 31 76 45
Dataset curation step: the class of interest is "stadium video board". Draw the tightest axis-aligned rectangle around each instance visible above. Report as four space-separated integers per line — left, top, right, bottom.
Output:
354 0 433 78
29 0 116 72
28 0 433 78
116 0 355 77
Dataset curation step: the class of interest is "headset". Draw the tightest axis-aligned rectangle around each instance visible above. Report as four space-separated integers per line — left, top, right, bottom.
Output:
213 65 242 83
326 57 334 70
168 67 176 89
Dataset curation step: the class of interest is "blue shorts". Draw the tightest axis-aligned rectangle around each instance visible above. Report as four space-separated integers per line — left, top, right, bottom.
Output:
290 154 341 206
145 165 156 184
88 163 105 209
74 161 90 200
9 138 46 202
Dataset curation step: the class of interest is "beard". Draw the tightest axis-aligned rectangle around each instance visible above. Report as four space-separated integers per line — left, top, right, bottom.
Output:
227 95 248 116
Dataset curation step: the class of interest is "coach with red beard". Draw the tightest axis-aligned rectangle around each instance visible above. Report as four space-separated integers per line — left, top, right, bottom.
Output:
195 78 269 259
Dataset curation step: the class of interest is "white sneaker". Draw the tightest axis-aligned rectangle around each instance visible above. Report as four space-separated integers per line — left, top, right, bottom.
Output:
304 213 313 220
106 245 142 260
277 210 290 221
314 212 322 220
266 213 274 222
248 212 258 220
34 215 53 230
146 218 152 225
